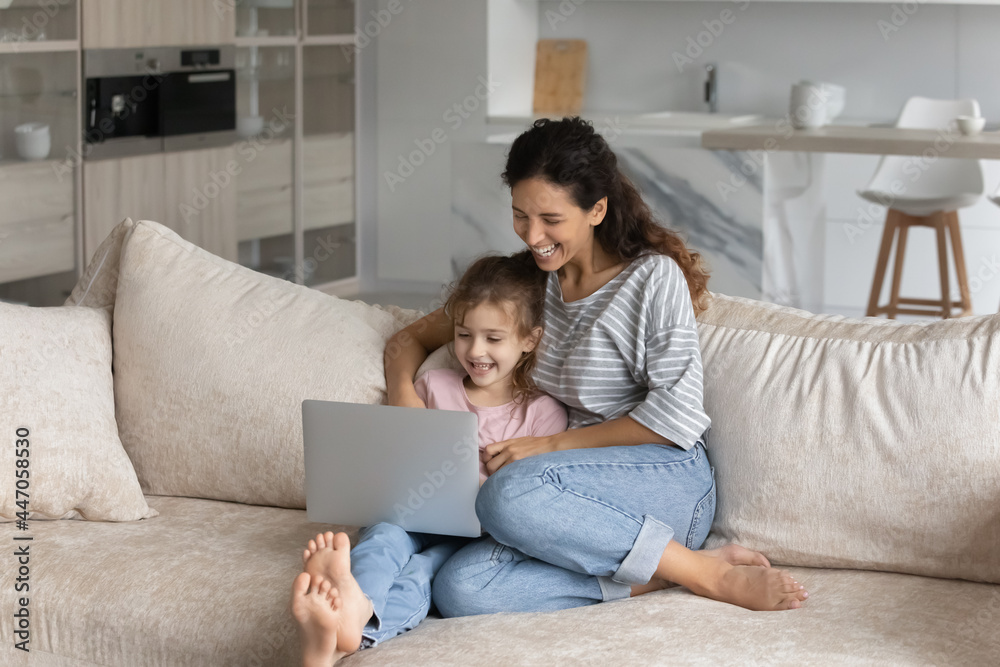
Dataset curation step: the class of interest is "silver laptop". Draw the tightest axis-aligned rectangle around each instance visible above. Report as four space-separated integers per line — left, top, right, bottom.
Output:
302 400 482 538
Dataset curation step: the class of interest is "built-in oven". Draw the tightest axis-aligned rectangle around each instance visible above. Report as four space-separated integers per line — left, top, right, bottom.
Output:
83 46 236 160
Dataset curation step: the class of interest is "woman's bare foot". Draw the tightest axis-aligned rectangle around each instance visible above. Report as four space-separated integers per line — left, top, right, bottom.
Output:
702 543 771 568
632 544 769 597
290 573 347 667
630 577 677 597
299 532 374 659
655 541 808 611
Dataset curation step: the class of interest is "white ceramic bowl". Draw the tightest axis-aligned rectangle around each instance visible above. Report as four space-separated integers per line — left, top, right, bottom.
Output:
956 115 985 136
14 122 51 160
237 115 265 138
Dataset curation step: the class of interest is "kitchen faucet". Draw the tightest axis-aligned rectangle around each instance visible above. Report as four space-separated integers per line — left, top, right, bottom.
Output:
705 63 717 113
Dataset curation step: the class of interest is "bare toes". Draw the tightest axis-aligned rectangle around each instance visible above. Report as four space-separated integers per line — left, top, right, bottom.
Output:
292 571 311 597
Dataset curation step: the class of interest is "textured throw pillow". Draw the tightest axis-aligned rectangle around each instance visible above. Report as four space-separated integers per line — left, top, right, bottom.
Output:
698 293 1000 584
0 302 155 521
110 220 414 508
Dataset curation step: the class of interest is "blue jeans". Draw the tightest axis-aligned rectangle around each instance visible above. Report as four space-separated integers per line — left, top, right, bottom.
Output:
351 523 467 648
432 442 716 616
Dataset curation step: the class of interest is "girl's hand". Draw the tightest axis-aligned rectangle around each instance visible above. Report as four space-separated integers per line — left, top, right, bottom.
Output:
483 436 558 474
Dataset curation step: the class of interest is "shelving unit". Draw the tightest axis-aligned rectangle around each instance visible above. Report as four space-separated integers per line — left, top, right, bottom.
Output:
0 0 81 306
0 0 357 305
233 0 357 291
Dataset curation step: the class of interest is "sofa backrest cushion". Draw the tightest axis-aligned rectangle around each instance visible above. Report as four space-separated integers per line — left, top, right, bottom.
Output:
111 220 416 508
697 293 1000 584
0 302 156 521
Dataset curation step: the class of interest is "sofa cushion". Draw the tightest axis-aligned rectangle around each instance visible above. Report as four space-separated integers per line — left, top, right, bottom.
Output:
5 497 998 665
697 293 1000 584
0 302 154 521
108 220 415 508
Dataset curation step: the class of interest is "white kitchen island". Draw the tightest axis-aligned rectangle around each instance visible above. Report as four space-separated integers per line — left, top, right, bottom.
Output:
704 122 1000 316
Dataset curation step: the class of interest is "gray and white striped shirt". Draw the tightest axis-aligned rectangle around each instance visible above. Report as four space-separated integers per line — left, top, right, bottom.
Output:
533 253 711 450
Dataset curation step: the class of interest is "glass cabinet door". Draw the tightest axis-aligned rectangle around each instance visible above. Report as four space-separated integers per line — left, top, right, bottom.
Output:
0 50 78 306
235 0 296 39
0 0 78 44
234 44 297 282
306 0 354 37
302 43 354 286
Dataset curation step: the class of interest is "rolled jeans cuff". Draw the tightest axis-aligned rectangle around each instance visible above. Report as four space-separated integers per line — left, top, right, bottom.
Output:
613 514 675 586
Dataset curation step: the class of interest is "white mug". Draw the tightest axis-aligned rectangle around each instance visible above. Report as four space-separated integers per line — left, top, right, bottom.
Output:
789 83 828 129
14 122 50 160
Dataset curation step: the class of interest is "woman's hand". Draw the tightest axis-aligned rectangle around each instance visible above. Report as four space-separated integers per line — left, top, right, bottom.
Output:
483 435 559 474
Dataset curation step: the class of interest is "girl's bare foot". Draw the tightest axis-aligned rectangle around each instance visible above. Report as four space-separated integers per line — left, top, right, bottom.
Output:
655 541 809 611
290 573 347 667
301 532 373 656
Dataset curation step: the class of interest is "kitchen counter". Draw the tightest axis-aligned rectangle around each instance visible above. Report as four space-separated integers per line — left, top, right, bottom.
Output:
702 123 1000 159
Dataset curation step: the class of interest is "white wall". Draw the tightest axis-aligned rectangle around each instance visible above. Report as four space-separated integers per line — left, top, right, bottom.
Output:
373 0 490 287
536 1 1000 122
363 0 1000 313
534 0 1000 315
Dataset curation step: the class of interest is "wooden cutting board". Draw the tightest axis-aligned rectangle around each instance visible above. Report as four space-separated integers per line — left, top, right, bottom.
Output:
533 39 587 115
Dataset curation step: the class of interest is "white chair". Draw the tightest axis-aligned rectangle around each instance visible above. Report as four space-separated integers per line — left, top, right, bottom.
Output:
859 96 984 319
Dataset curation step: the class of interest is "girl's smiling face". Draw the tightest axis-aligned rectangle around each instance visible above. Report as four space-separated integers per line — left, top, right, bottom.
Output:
453 301 540 399
511 177 607 272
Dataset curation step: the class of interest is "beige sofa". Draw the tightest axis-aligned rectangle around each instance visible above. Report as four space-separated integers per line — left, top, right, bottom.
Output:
2 219 998 666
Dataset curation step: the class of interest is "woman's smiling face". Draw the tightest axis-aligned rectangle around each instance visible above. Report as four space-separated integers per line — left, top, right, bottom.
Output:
511 177 606 271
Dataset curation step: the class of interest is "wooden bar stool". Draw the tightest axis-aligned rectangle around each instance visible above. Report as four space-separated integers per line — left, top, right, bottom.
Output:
859 97 984 320
866 209 973 319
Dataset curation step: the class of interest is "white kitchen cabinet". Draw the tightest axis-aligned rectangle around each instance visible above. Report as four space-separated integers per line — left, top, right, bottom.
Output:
236 137 293 242
82 0 235 49
0 160 75 284
83 146 238 263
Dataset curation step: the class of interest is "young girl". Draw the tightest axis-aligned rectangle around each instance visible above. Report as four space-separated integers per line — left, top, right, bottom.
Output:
290 253 568 666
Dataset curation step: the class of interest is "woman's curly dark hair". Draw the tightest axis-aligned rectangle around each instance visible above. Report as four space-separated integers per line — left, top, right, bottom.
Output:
502 117 711 314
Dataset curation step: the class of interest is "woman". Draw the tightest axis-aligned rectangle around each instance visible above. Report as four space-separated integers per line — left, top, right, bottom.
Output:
387 117 809 615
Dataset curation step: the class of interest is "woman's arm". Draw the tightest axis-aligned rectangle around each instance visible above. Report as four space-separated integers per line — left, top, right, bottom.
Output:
483 415 674 474
384 307 454 408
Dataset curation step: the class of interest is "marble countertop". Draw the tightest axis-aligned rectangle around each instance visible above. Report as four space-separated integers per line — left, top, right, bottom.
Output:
702 123 1000 159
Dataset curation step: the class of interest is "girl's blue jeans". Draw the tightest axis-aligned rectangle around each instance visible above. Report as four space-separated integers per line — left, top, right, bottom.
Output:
353 442 715 646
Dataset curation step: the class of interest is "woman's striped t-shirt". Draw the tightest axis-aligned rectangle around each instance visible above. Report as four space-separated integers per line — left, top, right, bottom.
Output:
532 253 711 450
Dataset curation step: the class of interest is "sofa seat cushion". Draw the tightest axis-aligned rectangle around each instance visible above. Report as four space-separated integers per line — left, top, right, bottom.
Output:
4 497 997 666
